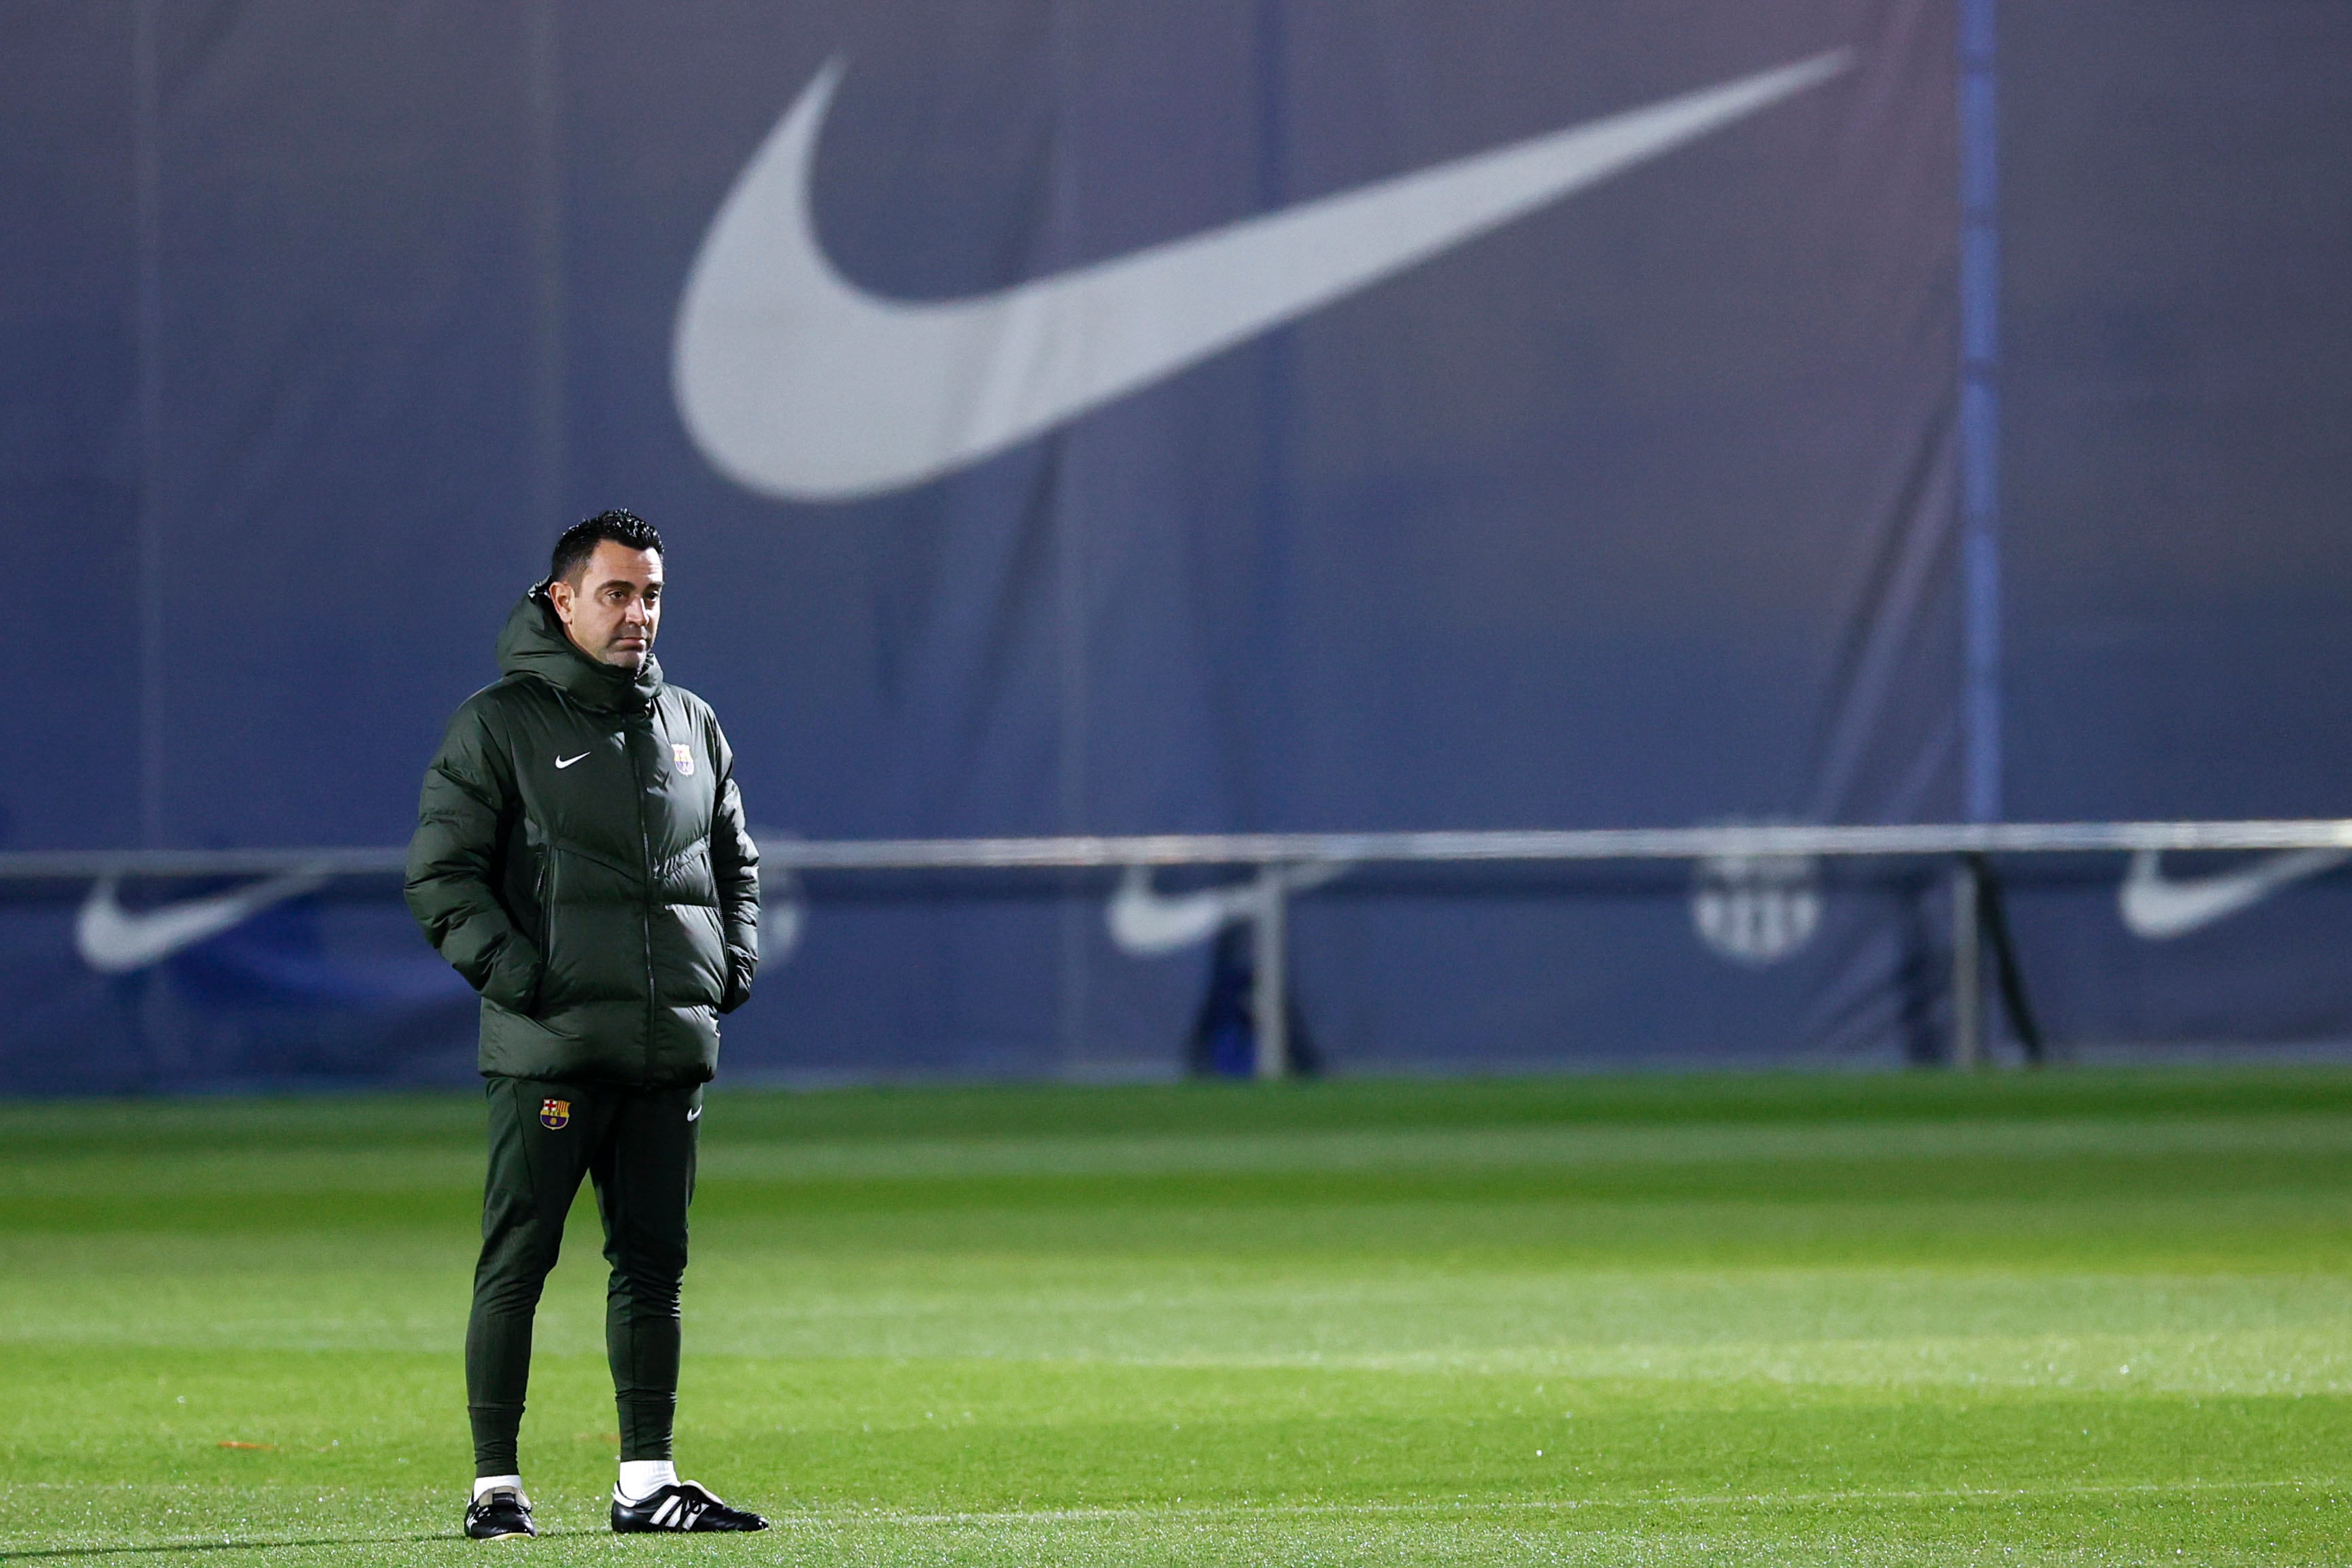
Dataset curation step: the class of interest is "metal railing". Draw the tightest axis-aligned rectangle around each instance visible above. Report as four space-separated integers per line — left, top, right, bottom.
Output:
8 818 2350 1075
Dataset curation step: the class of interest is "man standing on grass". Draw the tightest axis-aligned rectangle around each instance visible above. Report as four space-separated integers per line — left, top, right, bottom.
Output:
407 510 769 1539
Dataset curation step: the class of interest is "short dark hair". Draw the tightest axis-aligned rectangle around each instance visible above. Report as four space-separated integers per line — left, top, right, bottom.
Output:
550 509 663 585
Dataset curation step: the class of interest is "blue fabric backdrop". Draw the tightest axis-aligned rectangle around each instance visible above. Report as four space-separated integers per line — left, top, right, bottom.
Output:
4 1 2349 1090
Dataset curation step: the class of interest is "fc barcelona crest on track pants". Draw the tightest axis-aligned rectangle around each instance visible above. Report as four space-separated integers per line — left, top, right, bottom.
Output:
465 1077 702 1477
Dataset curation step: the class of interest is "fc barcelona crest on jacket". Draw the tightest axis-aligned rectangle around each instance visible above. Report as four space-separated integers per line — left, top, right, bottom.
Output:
672 742 695 776
540 1097 571 1130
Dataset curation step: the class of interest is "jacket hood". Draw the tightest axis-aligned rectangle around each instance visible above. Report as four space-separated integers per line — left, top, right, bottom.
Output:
495 582 663 712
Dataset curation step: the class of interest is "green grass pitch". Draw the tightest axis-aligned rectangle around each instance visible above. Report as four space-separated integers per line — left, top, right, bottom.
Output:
5 1067 2351 1565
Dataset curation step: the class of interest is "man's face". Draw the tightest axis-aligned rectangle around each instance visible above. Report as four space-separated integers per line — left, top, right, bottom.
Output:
548 540 663 671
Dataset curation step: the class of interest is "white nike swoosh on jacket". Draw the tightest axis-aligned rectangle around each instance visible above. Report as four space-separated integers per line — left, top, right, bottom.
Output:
674 50 1851 502
75 870 331 974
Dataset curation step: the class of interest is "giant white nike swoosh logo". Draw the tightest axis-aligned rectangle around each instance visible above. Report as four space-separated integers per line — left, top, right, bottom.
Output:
1107 862 1346 956
75 870 331 975
2118 848 2350 940
674 50 1852 502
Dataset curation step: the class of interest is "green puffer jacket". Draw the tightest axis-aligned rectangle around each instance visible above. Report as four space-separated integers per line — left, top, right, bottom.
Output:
405 586 759 1085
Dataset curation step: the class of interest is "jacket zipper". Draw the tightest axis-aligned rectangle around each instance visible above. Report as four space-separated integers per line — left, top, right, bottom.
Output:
632 711 658 1075
536 846 557 995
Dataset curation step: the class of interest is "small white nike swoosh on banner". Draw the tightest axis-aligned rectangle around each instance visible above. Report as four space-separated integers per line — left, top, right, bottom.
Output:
687 1105 702 1122
744 826 806 962
674 49 1852 502
1107 861 1347 956
2118 848 2350 940
75 870 331 974
555 752 589 769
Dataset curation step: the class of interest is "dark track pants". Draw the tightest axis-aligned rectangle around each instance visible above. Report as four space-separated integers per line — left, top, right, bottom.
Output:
466 1077 702 1476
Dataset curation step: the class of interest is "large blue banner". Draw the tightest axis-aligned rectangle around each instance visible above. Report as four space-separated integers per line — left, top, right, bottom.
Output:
5 1 2349 1091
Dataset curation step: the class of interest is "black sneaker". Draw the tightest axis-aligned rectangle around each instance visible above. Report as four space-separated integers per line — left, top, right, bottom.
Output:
610 1480 769 1533
464 1486 537 1540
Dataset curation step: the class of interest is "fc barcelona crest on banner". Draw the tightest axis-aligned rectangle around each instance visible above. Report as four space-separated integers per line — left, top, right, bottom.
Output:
672 742 695 776
540 1098 570 1130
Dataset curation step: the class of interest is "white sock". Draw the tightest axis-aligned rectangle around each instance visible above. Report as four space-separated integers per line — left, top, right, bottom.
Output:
617 1459 678 1501
472 1474 523 1501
